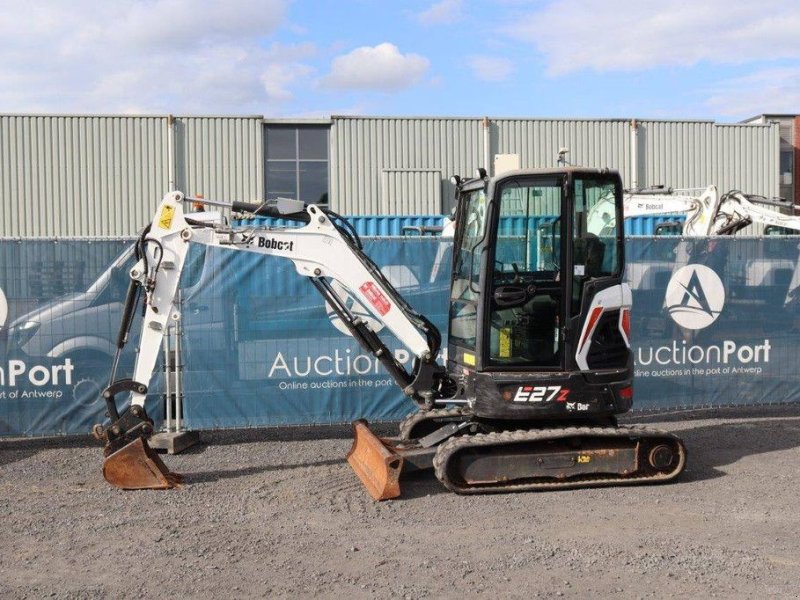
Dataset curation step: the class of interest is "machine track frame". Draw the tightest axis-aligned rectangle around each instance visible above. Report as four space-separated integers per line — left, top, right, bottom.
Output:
432 425 686 494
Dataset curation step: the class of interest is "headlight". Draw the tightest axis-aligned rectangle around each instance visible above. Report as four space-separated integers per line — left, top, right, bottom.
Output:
8 320 40 348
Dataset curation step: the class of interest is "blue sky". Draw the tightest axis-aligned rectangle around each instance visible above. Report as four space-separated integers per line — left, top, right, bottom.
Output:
1 0 799 121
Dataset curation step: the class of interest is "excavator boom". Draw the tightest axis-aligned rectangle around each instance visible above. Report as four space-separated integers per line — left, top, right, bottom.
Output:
95 192 451 491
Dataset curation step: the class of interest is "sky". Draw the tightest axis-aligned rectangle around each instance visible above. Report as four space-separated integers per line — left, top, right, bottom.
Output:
1 0 799 122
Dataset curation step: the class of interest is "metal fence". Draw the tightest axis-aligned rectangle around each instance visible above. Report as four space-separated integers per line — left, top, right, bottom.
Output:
2 235 800 437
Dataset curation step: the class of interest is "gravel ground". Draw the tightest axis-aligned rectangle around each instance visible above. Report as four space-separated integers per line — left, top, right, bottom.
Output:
3 406 800 599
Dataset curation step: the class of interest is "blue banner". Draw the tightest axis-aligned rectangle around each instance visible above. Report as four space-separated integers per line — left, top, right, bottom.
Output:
627 236 800 408
178 238 451 429
0 239 164 436
2 235 800 436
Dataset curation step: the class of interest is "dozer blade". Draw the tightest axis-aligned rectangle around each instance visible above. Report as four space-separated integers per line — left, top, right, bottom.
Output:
103 437 183 490
347 420 404 501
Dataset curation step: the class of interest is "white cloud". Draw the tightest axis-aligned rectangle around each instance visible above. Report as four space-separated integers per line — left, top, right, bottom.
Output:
705 68 800 118
468 56 514 81
505 0 800 75
417 0 464 25
0 0 311 114
320 43 430 91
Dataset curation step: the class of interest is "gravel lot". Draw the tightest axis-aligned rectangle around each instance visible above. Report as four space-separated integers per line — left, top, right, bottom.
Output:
3 406 800 599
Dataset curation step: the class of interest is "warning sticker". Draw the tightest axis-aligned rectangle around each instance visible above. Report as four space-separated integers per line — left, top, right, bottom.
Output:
158 205 176 230
499 327 511 358
359 281 391 316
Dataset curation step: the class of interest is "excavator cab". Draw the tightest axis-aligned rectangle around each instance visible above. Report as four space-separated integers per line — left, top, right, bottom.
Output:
351 168 684 499
447 168 633 421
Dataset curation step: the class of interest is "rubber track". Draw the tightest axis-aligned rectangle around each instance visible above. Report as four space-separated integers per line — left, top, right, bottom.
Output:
432 425 687 494
398 406 471 440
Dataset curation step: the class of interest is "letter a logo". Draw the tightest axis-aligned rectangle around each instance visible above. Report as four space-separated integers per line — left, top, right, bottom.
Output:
665 265 725 330
680 271 714 316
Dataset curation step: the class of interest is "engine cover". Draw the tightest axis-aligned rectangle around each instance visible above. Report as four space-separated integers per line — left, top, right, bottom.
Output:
469 366 633 420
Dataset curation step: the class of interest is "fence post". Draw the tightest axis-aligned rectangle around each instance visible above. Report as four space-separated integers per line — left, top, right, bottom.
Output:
148 290 200 454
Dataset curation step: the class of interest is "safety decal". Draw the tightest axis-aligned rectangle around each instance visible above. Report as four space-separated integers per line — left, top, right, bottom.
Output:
158 205 176 230
359 281 391 316
498 328 511 358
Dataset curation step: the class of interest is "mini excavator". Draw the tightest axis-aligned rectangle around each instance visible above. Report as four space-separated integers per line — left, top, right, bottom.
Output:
93 168 686 499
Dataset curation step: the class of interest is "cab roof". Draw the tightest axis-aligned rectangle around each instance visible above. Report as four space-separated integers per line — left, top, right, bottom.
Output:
458 167 619 192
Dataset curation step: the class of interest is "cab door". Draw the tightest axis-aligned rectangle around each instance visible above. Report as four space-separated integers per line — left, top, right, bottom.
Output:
485 176 566 369
448 186 490 369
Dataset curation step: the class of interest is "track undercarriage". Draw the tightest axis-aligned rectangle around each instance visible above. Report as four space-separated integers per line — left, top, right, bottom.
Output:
348 408 687 500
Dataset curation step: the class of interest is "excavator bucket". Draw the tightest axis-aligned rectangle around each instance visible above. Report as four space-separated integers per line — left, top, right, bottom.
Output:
347 420 404 500
103 437 183 490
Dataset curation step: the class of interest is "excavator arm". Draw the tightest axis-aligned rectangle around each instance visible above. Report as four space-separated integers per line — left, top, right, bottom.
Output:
95 191 454 494
713 191 800 235
587 185 721 237
710 191 800 306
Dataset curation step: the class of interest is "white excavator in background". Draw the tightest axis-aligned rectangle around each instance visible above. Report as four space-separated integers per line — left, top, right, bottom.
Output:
589 185 724 297
588 185 800 307
588 185 722 238
590 184 800 238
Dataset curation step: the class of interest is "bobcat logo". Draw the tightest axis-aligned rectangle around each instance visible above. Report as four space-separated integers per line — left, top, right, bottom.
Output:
664 265 725 330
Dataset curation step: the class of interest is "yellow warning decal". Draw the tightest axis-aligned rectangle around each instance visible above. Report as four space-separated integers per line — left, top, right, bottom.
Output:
576 455 592 464
499 327 511 358
158 205 175 230
463 352 475 366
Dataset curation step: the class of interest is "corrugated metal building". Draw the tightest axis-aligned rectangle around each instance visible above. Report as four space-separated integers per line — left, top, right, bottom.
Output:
743 114 799 205
0 114 781 236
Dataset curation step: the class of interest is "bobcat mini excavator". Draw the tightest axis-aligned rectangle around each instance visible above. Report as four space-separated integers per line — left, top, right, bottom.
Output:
93 168 686 499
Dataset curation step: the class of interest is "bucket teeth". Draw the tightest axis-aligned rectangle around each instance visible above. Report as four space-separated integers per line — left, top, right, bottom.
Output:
346 420 404 501
102 437 182 490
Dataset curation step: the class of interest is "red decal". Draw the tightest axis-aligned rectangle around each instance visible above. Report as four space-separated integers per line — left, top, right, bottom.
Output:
359 281 391 316
580 306 604 351
557 389 570 402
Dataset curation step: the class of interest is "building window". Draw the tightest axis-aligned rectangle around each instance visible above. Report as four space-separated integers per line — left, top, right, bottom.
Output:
780 149 793 186
266 125 329 205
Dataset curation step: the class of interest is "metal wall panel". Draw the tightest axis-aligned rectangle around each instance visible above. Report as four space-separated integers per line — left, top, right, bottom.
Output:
493 119 631 185
0 115 169 237
330 117 778 216
713 123 779 197
175 116 264 204
330 117 483 215
380 169 441 215
639 120 778 197
639 120 714 191
2 114 781 235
